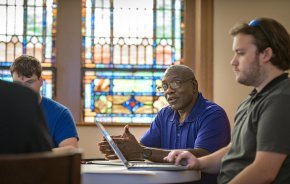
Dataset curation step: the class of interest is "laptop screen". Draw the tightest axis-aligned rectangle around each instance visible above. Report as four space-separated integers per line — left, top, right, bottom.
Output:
96 121 129 167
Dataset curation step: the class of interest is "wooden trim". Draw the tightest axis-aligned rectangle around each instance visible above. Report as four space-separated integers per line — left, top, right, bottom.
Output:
76 122 150 127
184 0 196 70
184 0 213 100
56 0 82 122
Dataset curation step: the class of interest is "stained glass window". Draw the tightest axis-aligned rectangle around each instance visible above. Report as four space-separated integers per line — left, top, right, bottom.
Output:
0 0 57 98
82 0 184 124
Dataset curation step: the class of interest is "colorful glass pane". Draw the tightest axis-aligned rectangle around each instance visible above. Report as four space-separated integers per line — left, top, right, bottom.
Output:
0 0 57 98
82 0 184 124
83 70 168 123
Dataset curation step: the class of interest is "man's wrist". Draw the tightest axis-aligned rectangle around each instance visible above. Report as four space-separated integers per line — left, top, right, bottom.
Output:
142 147 152 160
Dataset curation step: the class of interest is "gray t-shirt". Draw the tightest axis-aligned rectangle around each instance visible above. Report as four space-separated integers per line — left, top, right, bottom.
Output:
218 74 290 184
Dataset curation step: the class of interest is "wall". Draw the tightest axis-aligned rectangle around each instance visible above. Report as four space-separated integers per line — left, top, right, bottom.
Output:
73 0 290 158
213 0 290 126
78 125 147 159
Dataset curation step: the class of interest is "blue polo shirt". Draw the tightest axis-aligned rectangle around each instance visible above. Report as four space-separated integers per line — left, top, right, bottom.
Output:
40 97 79 148
140 93 230 152
140 93 230 184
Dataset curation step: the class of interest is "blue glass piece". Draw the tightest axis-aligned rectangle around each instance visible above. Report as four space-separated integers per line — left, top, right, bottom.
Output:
122 95 144 113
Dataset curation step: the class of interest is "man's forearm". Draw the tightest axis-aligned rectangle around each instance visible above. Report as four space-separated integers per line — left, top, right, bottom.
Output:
188 148 211 157
144 147 211 163
141 146 170 162
199 143 231 174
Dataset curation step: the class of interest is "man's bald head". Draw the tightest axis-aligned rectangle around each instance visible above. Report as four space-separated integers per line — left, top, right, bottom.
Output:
164 65 197 87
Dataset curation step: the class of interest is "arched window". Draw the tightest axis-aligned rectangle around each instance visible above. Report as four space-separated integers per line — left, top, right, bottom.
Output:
0 0 57 98
81 0 184 124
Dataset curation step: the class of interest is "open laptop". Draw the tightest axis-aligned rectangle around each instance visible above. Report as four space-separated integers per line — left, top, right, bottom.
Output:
96 121 188 171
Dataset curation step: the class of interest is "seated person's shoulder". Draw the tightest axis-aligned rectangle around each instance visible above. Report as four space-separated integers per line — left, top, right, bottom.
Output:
160 105 175 113
0 80 38 103
41 96 69 112
155 106 176 119
204 100 227 114
0 80 52 154
199 100 229 123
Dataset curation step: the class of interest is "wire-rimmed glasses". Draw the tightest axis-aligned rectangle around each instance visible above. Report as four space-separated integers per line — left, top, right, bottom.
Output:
157 78 194 93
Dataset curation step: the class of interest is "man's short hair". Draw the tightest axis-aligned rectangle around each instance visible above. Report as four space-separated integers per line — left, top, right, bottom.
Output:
10 55 42 78
230 17 290 70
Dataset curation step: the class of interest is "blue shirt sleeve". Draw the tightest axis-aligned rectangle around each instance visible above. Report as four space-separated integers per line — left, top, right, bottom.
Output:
194 110 230 152
41 97 79 148
54 108 79 146
140 111 163 147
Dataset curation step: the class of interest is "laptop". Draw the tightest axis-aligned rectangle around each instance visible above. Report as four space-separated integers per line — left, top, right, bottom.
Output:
96 121 188 171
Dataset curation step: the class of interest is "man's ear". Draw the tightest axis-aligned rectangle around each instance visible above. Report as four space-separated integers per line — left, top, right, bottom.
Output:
192 80 198 93
261 47 273 64
39 76 44 87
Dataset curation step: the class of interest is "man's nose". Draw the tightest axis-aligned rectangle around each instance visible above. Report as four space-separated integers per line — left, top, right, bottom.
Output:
230 56 238 66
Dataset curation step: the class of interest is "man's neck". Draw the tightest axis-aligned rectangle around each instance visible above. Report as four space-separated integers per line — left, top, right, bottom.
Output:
255 68 285 92
178 95 198 123
38 95 42 104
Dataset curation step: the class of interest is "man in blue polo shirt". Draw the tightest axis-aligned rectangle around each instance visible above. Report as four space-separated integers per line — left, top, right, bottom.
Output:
99 64 230 184
10 55 79 151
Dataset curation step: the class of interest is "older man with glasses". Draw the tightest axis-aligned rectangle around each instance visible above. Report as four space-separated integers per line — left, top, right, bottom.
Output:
98 64 230 184
10 55 79 151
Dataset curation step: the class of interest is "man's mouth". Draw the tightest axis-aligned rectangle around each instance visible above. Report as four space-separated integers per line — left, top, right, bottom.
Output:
167 96 177 104
232 67 239 73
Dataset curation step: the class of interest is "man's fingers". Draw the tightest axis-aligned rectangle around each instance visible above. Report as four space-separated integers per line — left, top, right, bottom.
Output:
112 138 127 145
101 135 122 142
105 154 119 160
164 150 181 162
99 148 114 156
163 154 171 162
175 151 193 167
123 125 134 138
99 144 112 152
102 151 115 156
100 136 125 145
99 139 125 151
102 150 115 155
175 153 184 165
111 135 122 139
124 125 130 134
98 140 109 146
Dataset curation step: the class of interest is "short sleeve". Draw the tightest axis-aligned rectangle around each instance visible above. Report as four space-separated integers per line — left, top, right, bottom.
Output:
54 108 79 146
194 110 231 153
257 95 290 153
140 113 162 147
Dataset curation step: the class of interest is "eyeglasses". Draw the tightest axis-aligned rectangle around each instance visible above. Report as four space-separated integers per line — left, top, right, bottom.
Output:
157 78 194 92
248 19 273 49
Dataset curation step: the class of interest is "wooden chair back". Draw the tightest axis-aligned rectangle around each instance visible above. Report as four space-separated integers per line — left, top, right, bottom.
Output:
0 150 82 184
